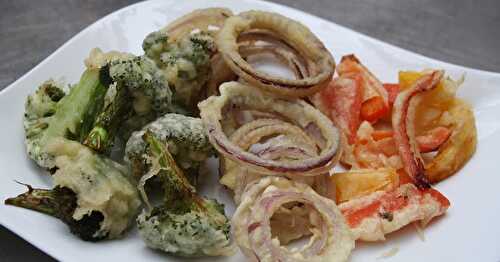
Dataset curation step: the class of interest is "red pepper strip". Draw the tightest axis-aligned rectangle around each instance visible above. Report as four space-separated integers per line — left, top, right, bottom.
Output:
361 96 389 122
339 183 450 241
317 76 363 144
416 126 452 153
383 83 400 107
372 130 394 141
372 126 452 153
392 70 444 189
337 54 389 107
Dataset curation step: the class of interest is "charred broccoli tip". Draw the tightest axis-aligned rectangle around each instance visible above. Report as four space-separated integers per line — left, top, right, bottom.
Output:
5 185 106 241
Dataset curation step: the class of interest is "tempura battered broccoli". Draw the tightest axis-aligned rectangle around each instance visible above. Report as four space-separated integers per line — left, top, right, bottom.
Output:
135 131 233 257
24 70 107 170
6 138 141 241
83 55 173 153
143 31 215 114
125 113 213 182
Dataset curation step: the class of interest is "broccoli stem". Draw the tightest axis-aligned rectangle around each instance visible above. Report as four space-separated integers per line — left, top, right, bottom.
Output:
78 82 108 143
143 131 203 211
5 185 106 241
83 83 132 152
44 69 105 140
4 186 60 217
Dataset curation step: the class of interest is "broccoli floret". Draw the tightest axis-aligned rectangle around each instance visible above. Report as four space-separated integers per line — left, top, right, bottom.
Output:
24 70 107 170
135 131 233 257
125 113 213 182
6 138 141 241
143 30 170 64
83 56 173 153
107 56 172 115
143 31 215 114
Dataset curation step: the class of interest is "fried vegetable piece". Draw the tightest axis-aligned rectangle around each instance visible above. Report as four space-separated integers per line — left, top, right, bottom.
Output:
143 30 216 114
83 55 173 152
24 70 107 170
5 138 141 241
125 113 214 183
311 75 363 144
232 177 354 262
161 8 232 43
398 70 474 182
337 54 389 122
383 83 400 107
361 96 388 122
426 99 477 183
328 169 399 203
416 126 452 153
339 183 450 241
136 131 233 257
392 70 444 188
398 70 462 134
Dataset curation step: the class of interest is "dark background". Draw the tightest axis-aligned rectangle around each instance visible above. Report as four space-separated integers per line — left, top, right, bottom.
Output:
1 0 498 261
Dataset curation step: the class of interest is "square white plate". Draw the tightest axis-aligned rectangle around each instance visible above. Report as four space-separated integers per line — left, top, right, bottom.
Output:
1 0 499 261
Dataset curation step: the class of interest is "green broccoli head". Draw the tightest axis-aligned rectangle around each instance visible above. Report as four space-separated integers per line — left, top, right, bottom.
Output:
137 200 232 257
135 131 233 257
6 138 141 241
24 80 65 121
125 113 214 182
143 30 170 65
143 30 215 114
24 70 107 170
24 80 66 170
107 56 172 115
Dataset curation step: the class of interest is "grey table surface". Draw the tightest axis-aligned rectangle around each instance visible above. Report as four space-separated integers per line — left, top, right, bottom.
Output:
0 0 498 261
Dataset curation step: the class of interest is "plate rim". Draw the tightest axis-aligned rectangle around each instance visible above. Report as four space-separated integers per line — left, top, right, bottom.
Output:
0 0 498 260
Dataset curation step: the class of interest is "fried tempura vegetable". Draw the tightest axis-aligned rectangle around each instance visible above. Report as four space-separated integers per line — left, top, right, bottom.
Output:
232 177 354 262
426 99 477 183
143 30 216 114
328 169 399 203
83 54 173 152
398 70 475 182
136 132 233 257
161 8 232 42
340 183 450 241
125 113 214 182
398 70 462 133
6 138 141 241
24 70 107 170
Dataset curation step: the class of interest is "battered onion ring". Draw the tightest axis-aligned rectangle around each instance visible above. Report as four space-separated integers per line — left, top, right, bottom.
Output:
207 30 311 97
238 29 310 79
198 81 340 176
216 10 335 97
163 7 233 41
231 118 319 155
232 177 354 262
222 118 327 204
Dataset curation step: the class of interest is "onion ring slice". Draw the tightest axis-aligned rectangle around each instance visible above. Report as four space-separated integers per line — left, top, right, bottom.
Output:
232 177 354 262
198 81 340 176
163 7 233 41
216 10 335 97
206 30 310 97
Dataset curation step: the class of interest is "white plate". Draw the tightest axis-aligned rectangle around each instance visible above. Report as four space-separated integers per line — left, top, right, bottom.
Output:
1 0 499 261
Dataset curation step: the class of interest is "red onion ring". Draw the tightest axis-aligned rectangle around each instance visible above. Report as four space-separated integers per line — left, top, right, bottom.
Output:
232 177 354 261
216 10 335 97
199 81 340 176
